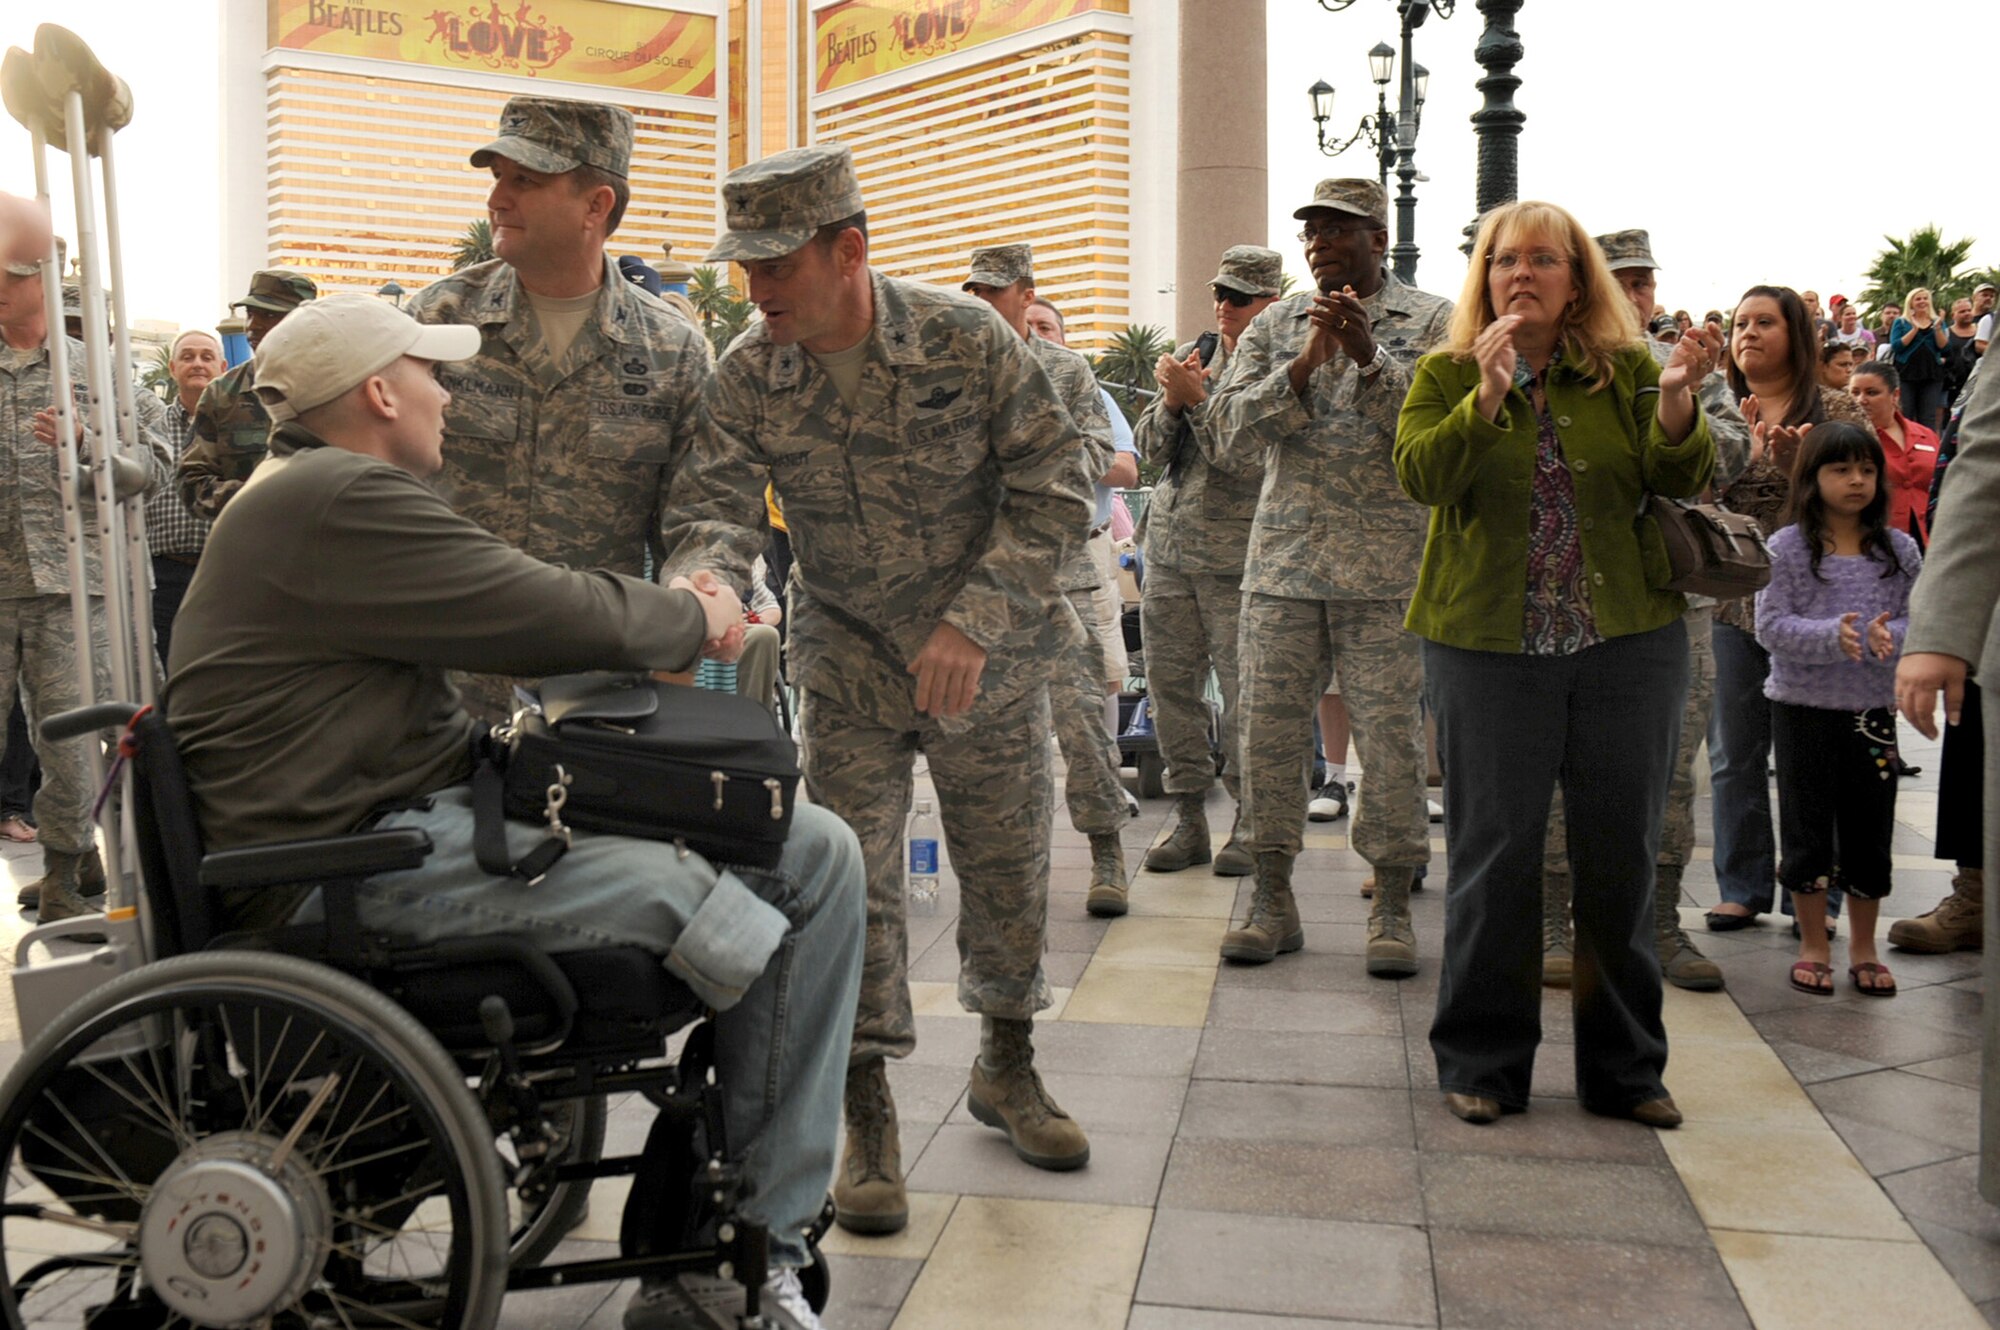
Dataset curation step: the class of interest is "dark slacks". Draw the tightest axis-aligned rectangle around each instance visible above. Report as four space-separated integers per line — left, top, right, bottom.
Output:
1937 681 1984 869
151 556 198 675
1771 702 1899 899
1426 621 1686 1112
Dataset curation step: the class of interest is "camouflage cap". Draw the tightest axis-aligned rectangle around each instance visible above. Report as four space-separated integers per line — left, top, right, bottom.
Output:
1593 229 1658 272
58 282 108 319
4 235 65 279
1293 178 1387 225
232 268 319 314
1209 245 1284 296
471 96 633 178
963 243 1033 291
708 144 866 263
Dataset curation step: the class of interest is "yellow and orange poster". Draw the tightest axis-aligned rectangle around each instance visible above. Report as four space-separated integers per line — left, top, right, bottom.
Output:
269 1 718 98
814 0 1115 95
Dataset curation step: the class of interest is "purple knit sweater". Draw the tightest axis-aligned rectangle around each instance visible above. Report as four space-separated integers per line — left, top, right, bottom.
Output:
1755 524 1922 711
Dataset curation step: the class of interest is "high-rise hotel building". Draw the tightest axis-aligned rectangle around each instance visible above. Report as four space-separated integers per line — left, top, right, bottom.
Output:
220 0 1179 350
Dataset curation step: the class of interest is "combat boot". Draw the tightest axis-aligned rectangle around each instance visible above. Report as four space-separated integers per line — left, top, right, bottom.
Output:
967 1018 1089 1170
29 850 105 941
1219 852 1303 963
1889 868 1985 953
19 843 106 908
1542 869 1574 988
1366 866 1419 978
833 1059 907 1235
1085 833 1129 918
1143 794 1212 873
1212 808 1254 877
1655 864 1724 991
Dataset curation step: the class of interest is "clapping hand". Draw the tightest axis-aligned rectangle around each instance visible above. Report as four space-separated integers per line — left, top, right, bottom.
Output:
1472 314 1521 421
1837 611 1863 662
1740 396 1810 469
1658 325 1721 395
1865 611 1895 661
1156 349 1208 411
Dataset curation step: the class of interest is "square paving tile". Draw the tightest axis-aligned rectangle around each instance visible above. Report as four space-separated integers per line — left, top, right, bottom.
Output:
1431 1229 1751 1329
821 1252 924 1322
1128 1310 1398 1330
1063 959 1215 1027
892 1196 1152 1330
1158 1140 1424 1224
943 1070 1187 1137
1905 1051 1984 1089
1092 916 1228 967
1021 1021 1202 1078
1821 1109 1971 1177
905 1124 1172 1208
1204 985 1404 1037
1752 1003 1981 1070
1136 1208 1435 1325
1659 1122 1915 1239
1194 1027 1410 1089
1420 1152 1710 1247
1176 1080 1415 1149
1808 1069 1982 1155
1713 1229 1987 1330
820 1192 959 1262
1209 950 1385 994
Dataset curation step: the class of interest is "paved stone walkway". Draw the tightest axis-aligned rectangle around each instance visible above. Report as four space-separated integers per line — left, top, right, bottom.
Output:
0 721 1992 1329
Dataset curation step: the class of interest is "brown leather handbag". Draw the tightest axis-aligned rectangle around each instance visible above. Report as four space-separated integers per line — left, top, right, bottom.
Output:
1645 496 1773 599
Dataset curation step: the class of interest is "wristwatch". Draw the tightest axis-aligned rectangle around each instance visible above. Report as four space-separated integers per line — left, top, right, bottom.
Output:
1358 344 1389 378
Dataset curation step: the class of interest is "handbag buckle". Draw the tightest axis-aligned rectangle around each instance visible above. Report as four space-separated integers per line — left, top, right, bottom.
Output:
544 764 574 848
764 778 785 821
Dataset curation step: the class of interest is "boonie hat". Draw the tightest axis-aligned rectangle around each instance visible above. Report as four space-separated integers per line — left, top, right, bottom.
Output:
708 144 866 263
963 243 1033 290
1293 178 1387 225
471 95 633 178
251 295 480 422
233 269 318 315
1210 245 1284 296
1593 229 1658 272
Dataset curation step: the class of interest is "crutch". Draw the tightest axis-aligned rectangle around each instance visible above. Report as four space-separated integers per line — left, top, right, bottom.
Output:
2 27 148 913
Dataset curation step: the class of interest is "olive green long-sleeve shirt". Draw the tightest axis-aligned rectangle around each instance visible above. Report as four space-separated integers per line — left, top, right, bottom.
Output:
167 423 708 855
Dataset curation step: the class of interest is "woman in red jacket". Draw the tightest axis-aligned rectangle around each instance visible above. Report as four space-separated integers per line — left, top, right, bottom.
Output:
1849 359 1940 546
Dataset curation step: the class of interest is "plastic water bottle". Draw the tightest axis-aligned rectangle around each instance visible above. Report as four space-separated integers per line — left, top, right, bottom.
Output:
907 799 940 916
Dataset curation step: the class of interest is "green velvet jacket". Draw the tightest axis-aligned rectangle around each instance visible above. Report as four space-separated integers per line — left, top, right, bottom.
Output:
1394 343 1715 653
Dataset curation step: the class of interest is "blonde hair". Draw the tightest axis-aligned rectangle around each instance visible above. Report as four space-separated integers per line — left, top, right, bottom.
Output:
1904 287 1932 312
1444 200 1643 392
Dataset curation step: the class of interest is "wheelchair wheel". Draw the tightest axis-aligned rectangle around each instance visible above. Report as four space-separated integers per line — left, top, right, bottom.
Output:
0 951 509 1330
503 1093 606 1267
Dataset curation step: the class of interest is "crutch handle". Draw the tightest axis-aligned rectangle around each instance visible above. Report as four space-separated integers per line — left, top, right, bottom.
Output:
32 26 132 135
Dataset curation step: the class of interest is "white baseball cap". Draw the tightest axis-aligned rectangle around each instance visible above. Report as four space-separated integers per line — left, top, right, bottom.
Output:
252 294 481 422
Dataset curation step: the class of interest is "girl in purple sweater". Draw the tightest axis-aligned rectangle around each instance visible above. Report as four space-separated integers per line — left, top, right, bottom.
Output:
1756 423 1921 997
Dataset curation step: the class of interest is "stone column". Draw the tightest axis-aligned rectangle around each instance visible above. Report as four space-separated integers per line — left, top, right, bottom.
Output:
1176 0 1267 339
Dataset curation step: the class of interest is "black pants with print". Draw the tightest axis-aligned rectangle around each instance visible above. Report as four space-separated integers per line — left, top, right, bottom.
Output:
1771 702 1898 900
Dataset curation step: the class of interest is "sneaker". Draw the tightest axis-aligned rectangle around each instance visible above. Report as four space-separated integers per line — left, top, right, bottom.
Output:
1307 783 1348 822
626 1268 822 1330
1427 798 1444 823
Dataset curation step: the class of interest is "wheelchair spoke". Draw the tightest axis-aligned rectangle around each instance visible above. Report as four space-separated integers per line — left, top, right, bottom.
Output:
84 1057 193 1153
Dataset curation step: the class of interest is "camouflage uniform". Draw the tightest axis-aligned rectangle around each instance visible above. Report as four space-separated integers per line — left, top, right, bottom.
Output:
403 97 713 720
660 148 1091 1066
0 333 144 856
1208 235 1452 875
1133 246 1283 805
176 269 318 521
964 244 1125 838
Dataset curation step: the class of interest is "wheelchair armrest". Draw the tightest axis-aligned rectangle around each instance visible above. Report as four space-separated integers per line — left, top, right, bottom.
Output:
198 828 434 891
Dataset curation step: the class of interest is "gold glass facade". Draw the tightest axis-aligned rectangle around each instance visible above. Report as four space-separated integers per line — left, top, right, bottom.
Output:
815 27 1133 352
263 68 721 295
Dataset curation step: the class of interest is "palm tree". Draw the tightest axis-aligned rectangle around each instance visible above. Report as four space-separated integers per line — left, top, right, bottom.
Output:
139 343 173 402
1278 271 1302 298
688 266 756 356
452 219 495 271
1091 324 1172 425
1857 226 1977 320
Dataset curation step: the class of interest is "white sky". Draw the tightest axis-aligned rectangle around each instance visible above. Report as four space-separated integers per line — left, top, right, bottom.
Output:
3 1 1996 328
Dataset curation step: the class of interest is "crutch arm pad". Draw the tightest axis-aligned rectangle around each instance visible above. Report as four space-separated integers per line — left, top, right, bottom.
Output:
32 25 132 134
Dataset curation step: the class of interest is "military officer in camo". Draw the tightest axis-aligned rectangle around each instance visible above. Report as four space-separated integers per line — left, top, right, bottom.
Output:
1134 245 1284 885
960 243 1131 915
656 145 1095 1241
403 95 712 721
1 245 170 924
1207 178 1454 978
176 268 317 520
1537 228 1750 995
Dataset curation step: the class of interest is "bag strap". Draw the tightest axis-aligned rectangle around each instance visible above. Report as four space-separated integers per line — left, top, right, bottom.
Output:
472 752 570 885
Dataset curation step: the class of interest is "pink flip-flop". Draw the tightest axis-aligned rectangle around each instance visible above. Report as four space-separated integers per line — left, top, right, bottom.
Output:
0 816 36 844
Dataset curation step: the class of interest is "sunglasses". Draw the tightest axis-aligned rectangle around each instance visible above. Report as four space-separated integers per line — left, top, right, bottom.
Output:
1212 288 1257 308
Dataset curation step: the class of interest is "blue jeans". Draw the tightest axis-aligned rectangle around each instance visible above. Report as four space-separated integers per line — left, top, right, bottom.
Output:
1708 623 1840 918
1425 622 1686 1113
355 788 866 1267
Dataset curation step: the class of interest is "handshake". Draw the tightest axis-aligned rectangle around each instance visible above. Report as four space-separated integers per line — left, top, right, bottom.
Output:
667 570 748 662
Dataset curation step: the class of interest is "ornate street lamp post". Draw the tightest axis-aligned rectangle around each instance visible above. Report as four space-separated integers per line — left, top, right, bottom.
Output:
1306 42 1396 190
1468 0 1525 240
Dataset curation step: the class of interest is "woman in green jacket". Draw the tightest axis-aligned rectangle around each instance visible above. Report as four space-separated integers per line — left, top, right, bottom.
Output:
1394 200 1718 1129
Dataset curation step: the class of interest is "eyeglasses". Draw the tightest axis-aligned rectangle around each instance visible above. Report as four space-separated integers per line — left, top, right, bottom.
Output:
1212 288 1256 308
1489 251 1570 273
1297 220 1374 244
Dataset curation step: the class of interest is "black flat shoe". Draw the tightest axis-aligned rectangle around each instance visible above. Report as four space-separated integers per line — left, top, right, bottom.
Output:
1704 909 1761 932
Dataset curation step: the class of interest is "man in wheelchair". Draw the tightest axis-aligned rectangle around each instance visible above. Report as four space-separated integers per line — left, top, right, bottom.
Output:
151 294 866 1329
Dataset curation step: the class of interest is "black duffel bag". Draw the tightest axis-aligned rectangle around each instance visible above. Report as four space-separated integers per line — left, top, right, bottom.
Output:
473 672 799 883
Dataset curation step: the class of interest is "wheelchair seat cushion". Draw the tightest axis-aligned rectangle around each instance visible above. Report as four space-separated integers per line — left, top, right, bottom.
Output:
377 945 705 1054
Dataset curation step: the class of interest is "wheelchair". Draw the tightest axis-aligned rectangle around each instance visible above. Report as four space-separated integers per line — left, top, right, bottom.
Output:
0 702 832 1329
